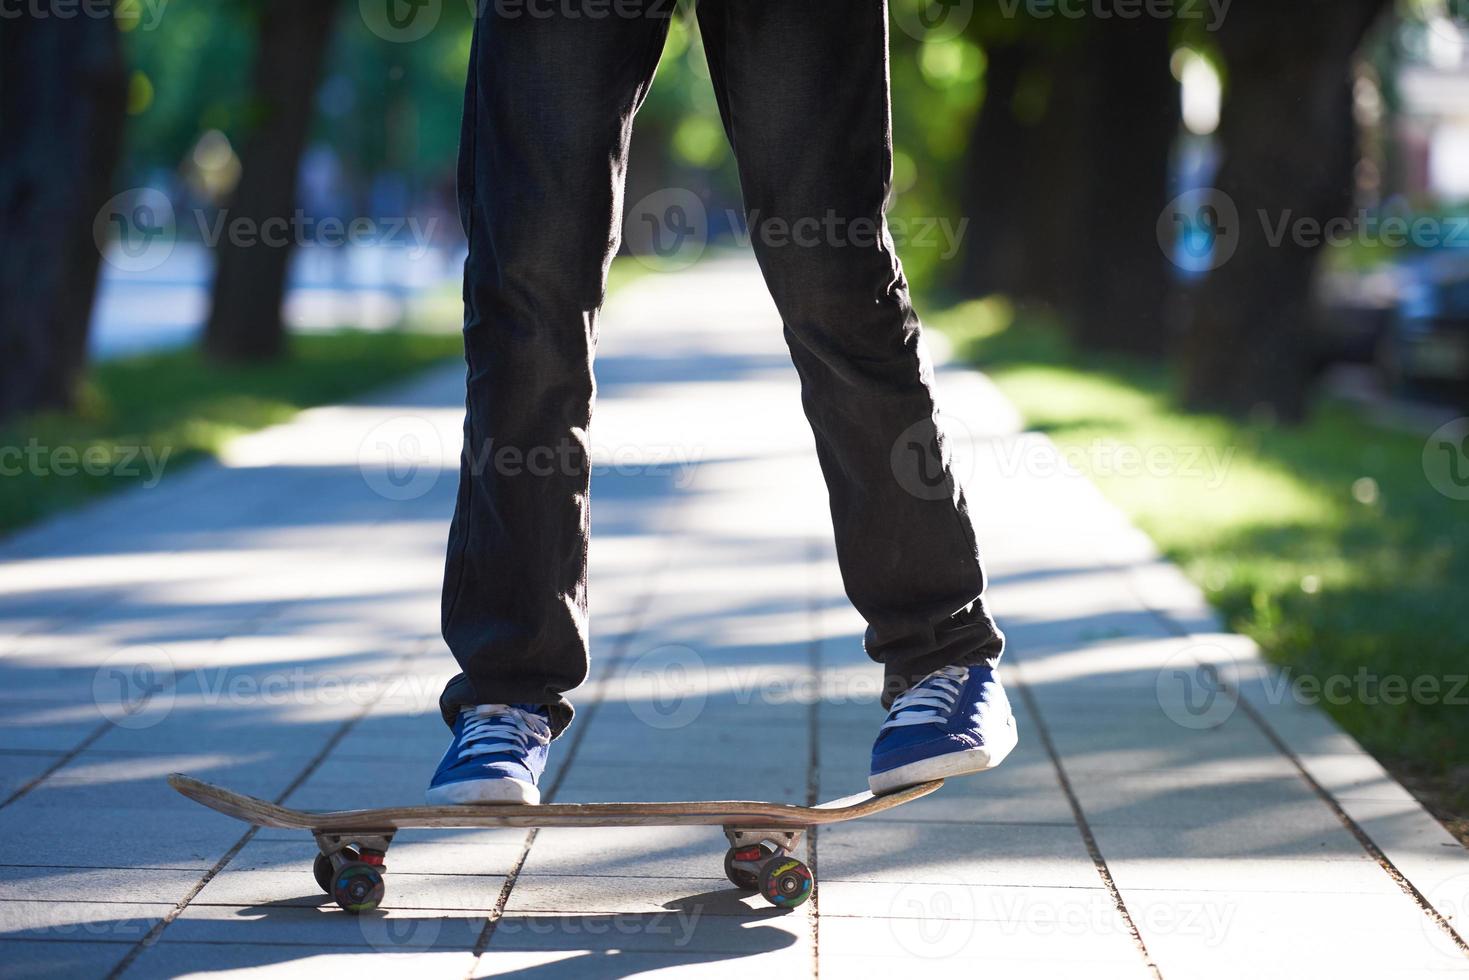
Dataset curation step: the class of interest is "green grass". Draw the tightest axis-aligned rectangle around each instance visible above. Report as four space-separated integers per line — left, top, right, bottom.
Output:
932 298 1469 829
0 329 463 536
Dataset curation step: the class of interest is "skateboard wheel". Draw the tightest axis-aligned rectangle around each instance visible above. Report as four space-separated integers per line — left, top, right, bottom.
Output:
313 853 334 894
332 862 385 914
758 857 813 909
723 845 766 891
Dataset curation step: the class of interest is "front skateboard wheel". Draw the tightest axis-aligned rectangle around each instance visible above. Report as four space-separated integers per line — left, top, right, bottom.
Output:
313 845 361 894
332 862 385 914
758 857 813 909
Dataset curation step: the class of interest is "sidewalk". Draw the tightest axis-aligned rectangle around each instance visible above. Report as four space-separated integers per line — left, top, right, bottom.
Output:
1 255 1466 979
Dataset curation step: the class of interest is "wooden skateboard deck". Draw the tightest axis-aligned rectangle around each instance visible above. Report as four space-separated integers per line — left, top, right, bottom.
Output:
168 773 943 912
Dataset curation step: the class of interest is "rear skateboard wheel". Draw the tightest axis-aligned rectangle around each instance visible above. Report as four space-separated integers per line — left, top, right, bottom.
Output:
313 852 334 893
758 857 813 909
332 862 385 914
723 845 768 891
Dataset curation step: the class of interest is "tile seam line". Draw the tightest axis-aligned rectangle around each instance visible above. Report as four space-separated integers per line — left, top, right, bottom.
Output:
805 536 823 980
1095 541 1469 958
0 720 112 812
1011 667 1164 980
105 639 431 979
464 513 676 975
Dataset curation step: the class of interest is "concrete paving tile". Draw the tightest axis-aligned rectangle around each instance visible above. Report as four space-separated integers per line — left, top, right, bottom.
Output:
818 819 1099 888
0 753 315 869
820 953 1150 980
130 941 476 978
236 833 525 877
548 762 806 805
469 947 802 979
166 902 487 950
488 910 805 955
505 874 785 918
0 802 243 870
281 758 444 811
0 866 201 904
192 868 506 912
0 939 133 977
1100 852 1395 894
519 826 738 881
1119 887 1458 966
0 701 104 753
817 880 1114 922
0 900 170 944
817 914 1144 964
0 752 64 800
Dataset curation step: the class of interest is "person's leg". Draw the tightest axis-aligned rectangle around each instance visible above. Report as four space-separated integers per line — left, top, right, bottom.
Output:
432 3 674 801
696 0 1004 700
695 0 1015 792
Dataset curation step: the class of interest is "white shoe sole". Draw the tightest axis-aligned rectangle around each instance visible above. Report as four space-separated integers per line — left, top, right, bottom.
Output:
868 716 1019 795
425 778 540 805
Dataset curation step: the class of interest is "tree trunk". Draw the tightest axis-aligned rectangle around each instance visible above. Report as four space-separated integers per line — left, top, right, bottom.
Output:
1179 0 1390 421
954 36 1090 316
1068 16 1180 357
954 41 1036 299
0 6 127 422
203 0 340 363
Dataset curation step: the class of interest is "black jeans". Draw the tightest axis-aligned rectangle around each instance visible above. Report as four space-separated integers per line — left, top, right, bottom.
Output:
440 0 1004 737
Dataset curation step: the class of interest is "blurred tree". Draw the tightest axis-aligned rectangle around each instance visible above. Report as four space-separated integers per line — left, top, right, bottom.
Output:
953 11 1178 357
0 5 128 421
954 35 1047 300
203 0 341 362
1068 15 1180 356
1179 0 1392 421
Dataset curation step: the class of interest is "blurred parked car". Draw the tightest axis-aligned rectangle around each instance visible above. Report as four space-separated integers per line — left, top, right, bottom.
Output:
1315 265 1400 368
1380 252 1469 400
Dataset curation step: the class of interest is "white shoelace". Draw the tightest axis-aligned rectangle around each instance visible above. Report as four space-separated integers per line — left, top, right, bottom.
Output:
880 665 969 732
456 704 551 761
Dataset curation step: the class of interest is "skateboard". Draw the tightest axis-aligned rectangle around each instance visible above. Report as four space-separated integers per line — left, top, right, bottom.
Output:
168 773 942 913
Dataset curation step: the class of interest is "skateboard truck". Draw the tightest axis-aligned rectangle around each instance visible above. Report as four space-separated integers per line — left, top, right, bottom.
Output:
305 825 816 913
721 827 813 908
312 830 394 914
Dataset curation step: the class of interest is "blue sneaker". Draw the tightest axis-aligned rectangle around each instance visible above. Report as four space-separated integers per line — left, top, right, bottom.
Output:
869 665 1018 795
425 704 551 805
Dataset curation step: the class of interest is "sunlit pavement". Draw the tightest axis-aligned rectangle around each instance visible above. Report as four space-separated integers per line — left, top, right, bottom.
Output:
2 254 1467 979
